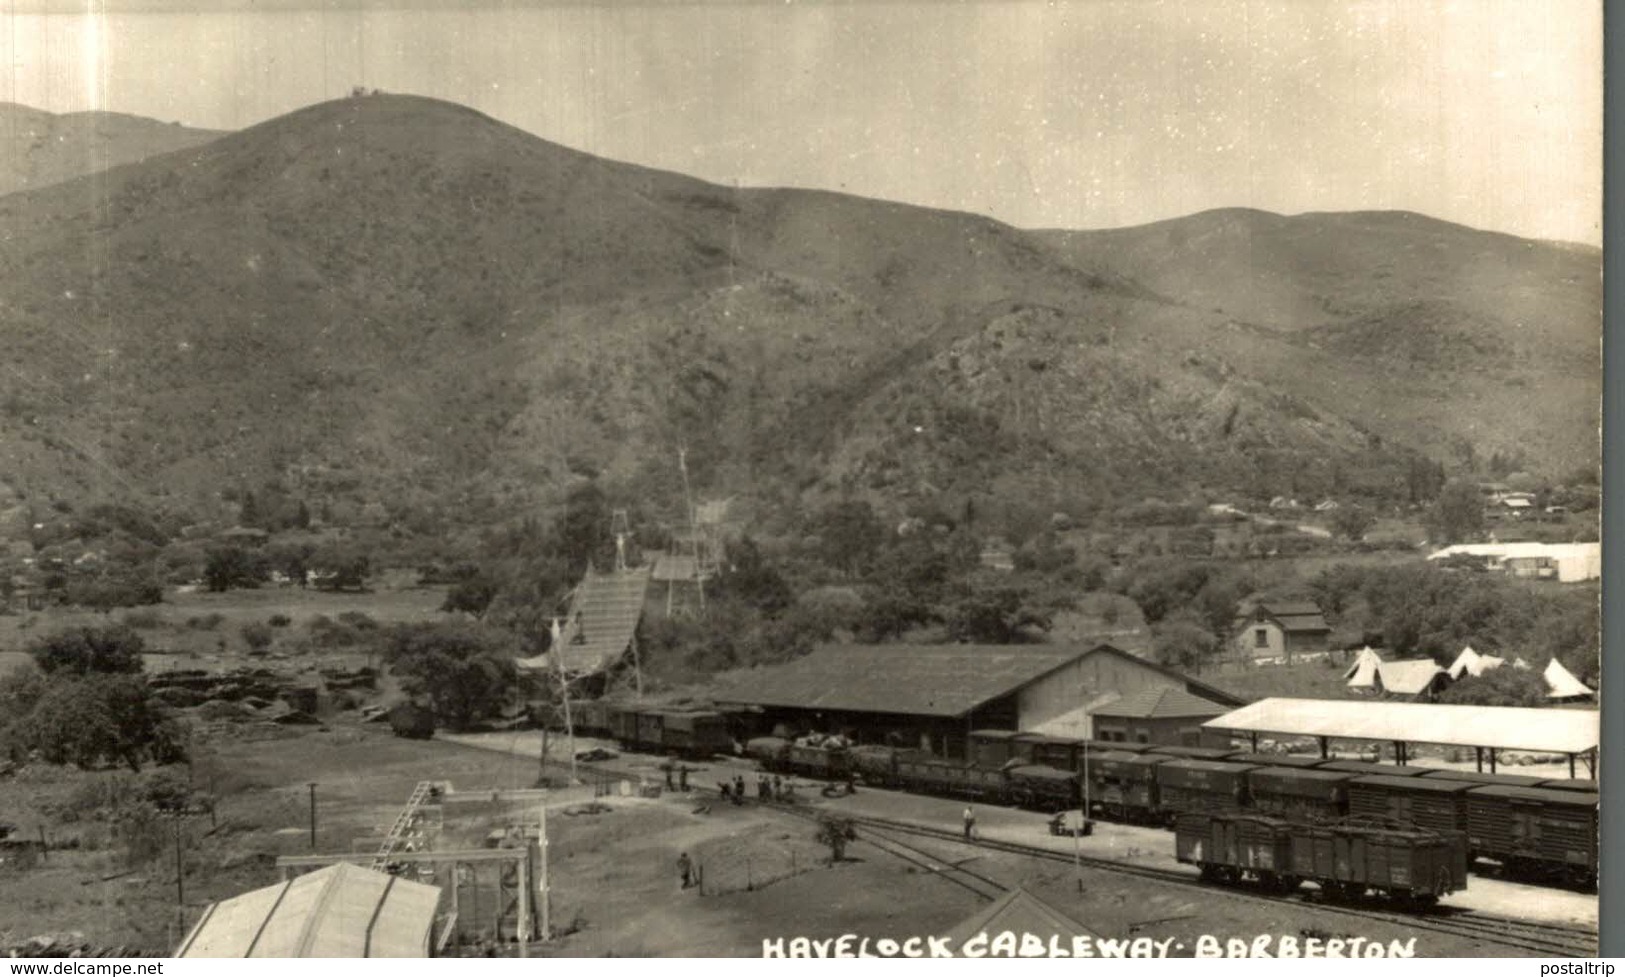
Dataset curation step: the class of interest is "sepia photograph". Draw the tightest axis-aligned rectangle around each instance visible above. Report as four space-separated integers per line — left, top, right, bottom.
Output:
0 0 1604 960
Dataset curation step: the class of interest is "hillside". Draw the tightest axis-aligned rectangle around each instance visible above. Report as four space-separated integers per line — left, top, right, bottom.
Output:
0 103 224 197
0 95 1600 531
1038 210 1601 473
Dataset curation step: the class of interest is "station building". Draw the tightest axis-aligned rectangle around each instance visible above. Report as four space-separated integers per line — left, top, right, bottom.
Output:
715 642 1244 759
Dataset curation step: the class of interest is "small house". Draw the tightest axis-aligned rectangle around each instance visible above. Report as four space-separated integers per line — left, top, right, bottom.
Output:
1231 600 1332 665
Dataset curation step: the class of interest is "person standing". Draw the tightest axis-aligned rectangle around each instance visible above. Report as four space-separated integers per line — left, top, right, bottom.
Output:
677 852 693 890
963 806 976 840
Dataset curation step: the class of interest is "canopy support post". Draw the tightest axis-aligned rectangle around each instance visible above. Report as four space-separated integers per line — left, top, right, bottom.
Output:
1475 746 1483 773
1489 748 1497 774
1318 736 1328 759
1569 753 1576 779
1249 731 1258 751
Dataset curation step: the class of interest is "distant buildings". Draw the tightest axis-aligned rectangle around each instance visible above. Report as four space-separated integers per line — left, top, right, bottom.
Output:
1426 542 1600 583
1230 600 1332 665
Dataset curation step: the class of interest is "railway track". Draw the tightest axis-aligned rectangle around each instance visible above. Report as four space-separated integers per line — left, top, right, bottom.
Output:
529 748 1597 956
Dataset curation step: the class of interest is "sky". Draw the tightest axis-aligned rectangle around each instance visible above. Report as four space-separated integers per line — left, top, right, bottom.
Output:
2 0 1603 244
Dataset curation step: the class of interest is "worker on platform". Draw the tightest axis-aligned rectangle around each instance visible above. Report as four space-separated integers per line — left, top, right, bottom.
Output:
678 852 694 890
758 774 771 801
963 806 977 840
734 774 746 804
678 766 690 792
772 774 783 800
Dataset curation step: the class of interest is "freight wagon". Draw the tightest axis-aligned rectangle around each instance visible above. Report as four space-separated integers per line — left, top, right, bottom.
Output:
1153 759 1259 821
1246 767 1350 822
1464 784 1598 888
1347 775 1475 835
1088 751 1171 823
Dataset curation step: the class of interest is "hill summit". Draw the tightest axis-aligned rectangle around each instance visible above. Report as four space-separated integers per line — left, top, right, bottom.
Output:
0 94 1599 527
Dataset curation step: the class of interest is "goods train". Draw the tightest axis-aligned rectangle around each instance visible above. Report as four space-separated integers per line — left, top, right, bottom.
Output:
539 701 1597 891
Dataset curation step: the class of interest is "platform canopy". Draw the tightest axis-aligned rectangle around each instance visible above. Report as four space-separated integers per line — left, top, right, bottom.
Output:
1203 697 1600 755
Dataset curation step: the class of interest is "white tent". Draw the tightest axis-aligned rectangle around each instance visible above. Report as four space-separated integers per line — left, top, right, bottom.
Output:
1447 646 1505 681
1511 657 1533 671
1543 658 1595 700
1344 647 1383 688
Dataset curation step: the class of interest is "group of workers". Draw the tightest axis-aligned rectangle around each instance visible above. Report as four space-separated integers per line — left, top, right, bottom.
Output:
715 773 797 804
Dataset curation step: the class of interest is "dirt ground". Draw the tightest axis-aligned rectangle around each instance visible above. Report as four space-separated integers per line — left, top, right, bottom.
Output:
1 723 1595 958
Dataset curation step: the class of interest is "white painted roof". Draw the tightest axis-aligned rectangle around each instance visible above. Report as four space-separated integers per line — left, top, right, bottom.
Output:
1203 697 1600 754
176 863 441 958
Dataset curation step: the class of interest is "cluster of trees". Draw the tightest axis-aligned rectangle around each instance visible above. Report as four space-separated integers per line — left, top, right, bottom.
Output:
1308 562 1598 683
203 542 372 593
1 626 185 772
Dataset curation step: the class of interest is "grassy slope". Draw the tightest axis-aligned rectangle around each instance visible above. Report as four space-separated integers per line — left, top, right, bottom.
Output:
0 96 1600 523
0 104 225 199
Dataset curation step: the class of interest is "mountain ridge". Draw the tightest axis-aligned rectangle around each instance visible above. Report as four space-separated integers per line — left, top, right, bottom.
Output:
0 95 1599 529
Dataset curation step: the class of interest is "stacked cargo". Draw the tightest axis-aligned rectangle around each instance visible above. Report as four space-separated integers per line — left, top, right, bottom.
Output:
1005 765 1079 812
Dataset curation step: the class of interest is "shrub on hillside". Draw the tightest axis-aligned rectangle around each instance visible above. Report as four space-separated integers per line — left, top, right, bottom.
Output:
240 623 275 655
28 625 146 676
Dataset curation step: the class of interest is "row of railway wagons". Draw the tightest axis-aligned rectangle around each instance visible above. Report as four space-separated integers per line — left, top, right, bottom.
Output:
532 699 734 758
750 730 1596 889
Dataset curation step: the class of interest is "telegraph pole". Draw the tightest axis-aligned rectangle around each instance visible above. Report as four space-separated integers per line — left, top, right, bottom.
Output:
307 783 318 849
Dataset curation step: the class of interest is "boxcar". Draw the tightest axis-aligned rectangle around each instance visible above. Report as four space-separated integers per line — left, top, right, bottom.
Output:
1290 823 1468 906
894 753 999 800
1175 812 1298 892
1154 759 1259 819
1347 775 1474 834
1228 753 1326 769
635 711 665 751
660 711 731 757
968 730 1022 770
605 703 640 747
1088 751 1171 822
1538 779 1599 793
573 699 609 736
1313 760 1429 777
1025 736 1084 771
1421 769 1549 789
1246 767 1351 822
1083 740 1155 755
1147 745 1242 761
1007 733 1047 766
1006 765 1079 812
850 745 900 786
1464 784 1599 888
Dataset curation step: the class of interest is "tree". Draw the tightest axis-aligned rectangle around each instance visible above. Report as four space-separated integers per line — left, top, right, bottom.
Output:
266 542 315 588
815 815 857 863
1151 612 1219 674
441 568 500 619
1329 506 1377 542
940 575 1057 644
16 674 179 772
204 546 266 592
813 500 883 579
558 481 614 577
1427 481 1485 545
29 625 146 676
384 622 517 731
312 545 371 592
712 537 793 616
1435 666 1547 708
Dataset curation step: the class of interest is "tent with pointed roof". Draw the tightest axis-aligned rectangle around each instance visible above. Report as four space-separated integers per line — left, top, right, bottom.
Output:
1373 659 1450 699
1543 658 1595 700
1343 647 1383 688
1447 646 1505 681
939 887 1102 956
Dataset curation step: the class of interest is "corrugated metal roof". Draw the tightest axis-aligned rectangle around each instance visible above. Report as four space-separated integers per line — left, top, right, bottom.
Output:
176 863 441 958
1204 697 1601 754
715 644 1086 717
516 566 651 677
1090 687 1230 720
940 887 1101 952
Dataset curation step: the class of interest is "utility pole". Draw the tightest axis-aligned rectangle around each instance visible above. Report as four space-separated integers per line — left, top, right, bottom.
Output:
550 618 577 785
1076 739 1087 893
307 783 318 849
